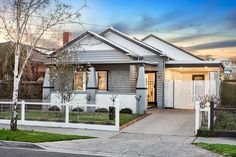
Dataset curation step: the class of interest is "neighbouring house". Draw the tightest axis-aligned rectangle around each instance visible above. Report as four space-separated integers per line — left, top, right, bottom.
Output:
0 41 52 99
43 27 223 114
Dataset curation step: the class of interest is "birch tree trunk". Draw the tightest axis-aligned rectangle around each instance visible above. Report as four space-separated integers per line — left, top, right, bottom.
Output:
10 47 20 130
10 0 21 131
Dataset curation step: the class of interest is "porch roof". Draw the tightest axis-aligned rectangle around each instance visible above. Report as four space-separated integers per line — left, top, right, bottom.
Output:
46 60 159 66
165 61 223 68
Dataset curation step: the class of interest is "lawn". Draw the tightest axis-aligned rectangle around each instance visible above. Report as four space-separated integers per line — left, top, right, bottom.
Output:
194 143 236 157
0 111 140 126
0 129 94 143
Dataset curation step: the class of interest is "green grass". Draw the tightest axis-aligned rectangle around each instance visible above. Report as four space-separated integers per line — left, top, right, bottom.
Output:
0 129 94 143
194 143 236 157
120 114 139 126
0 111 140 126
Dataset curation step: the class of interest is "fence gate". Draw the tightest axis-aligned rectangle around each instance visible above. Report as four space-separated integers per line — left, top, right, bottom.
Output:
164 80 218 109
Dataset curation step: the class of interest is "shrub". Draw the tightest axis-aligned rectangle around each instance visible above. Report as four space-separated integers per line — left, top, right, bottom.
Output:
72 107 84 112
220 81 236 108
94 108 108 113
120 108 132 114
215 111 236 132
196 128 215 137
49 106 60 111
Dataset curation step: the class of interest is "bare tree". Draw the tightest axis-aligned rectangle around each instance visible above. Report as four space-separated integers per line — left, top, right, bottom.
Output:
0 0 87 130
51 51 76 104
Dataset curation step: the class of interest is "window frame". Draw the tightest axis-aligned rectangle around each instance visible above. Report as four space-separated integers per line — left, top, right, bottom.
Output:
96 70 108 91
74 71 87 91
74 70 108 91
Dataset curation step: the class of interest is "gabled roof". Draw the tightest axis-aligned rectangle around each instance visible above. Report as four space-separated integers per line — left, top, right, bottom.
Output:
50 31 140 59
99 27 167 57
142 34 205 61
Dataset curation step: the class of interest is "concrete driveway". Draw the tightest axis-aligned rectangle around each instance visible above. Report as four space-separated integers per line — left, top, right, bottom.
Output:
122 109 195 136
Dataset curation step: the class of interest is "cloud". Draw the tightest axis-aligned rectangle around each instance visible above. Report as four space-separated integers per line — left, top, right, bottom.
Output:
186 40 236 50
136 11 186 30
111 10 188 34
168 34 211 43
112 22 131 34
224 8 236 30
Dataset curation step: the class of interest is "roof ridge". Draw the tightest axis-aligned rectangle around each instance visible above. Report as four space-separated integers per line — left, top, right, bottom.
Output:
99 27 167 57
87 31 140 57
142 34 205 61
51 31 140 59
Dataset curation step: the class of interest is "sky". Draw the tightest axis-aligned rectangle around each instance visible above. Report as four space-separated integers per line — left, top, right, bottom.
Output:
62 0 236 61
0 0 236 60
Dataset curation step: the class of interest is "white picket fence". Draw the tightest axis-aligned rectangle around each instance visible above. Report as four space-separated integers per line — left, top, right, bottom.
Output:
164 80 218 109
194 101 211 135
0 100 120 131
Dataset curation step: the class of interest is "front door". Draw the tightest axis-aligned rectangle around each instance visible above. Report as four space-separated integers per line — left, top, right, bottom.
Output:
145 72 156 108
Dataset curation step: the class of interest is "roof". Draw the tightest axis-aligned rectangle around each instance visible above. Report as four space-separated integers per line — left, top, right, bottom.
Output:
50 31 140 59
165 60 223 68
46 60 158 66
0 41 50 63
99 27 166 57
142 34 205 61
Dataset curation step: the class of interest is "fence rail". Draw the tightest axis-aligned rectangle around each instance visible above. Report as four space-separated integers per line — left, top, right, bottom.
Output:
0 100 120 131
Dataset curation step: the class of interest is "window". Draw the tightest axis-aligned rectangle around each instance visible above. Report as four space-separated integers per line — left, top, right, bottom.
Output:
97 71 108 91
192 75 205 80
74 72 86 91
74 70 108 91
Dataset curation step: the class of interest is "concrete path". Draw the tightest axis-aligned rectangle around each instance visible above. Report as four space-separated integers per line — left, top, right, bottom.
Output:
123 109 195 136
39 132 221 157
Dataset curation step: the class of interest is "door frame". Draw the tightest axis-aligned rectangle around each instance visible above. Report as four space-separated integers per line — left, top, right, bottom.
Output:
145 71 157 107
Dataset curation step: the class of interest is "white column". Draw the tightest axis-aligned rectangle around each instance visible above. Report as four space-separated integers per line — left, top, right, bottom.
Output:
43 67 52 102
87 66 97 104
136 66 147 114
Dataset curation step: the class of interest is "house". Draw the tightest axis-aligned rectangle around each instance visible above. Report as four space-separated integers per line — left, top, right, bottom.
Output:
0 41 52 82
43 27 223 114
0 41 52 99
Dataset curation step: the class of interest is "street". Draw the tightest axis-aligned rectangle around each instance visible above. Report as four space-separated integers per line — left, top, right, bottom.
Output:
0 147 102 157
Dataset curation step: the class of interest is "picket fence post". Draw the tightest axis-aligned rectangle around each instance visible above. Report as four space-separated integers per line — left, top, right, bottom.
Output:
195 101 200 135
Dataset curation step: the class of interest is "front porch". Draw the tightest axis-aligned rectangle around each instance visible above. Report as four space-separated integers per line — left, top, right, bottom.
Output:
44 62 159 114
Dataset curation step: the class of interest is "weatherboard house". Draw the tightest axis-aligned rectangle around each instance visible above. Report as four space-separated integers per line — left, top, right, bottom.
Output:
43 27 223 114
